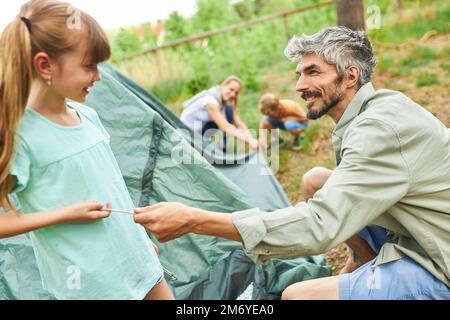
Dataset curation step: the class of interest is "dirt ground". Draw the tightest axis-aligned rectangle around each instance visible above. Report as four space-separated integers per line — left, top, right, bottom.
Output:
268 34 450 275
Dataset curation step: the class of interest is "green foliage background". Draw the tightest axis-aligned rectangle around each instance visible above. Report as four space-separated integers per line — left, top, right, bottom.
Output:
110 0 448 127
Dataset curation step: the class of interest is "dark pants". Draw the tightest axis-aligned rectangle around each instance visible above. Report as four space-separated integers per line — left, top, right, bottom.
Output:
202 106 234 151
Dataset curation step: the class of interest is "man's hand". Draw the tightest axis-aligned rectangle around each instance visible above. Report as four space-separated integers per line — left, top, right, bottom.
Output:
134 202 194 242
134 203 243 243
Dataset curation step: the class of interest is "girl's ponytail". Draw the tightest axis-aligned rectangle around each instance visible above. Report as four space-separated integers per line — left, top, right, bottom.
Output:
0 0 111 210
0 16 34 210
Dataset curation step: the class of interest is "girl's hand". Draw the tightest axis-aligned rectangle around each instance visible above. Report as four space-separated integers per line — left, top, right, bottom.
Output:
61 202 111 223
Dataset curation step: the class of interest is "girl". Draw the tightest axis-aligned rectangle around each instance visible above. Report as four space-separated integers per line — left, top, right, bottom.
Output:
0 0 173 300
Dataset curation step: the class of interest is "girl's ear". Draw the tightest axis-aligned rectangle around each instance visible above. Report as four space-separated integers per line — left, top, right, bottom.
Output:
33 52 53 82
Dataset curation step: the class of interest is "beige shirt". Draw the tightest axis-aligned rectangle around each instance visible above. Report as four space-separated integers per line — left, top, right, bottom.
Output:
232 83 450 286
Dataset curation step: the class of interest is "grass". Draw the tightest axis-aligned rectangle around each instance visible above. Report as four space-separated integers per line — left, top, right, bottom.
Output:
399 46 439 68
442 63 450 76
377 55 394 72
300 121 322 153
368 2 450 44
416 72 440 87
148 78 188 108
238 91 262 131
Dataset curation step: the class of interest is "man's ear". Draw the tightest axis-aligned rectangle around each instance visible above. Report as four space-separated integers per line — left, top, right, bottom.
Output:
344 65 360 89
33 52 53 82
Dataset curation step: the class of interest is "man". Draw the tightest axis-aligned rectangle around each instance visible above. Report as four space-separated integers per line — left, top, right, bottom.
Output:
134 27 450 299
258 93 309 150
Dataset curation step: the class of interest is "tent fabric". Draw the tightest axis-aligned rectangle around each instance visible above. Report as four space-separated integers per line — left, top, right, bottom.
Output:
0 64 331 300
98 63 291 212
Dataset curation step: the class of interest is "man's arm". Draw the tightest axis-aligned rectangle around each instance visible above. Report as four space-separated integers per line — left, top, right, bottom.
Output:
134 203 243 243
135 119 410 263
231 119 409 262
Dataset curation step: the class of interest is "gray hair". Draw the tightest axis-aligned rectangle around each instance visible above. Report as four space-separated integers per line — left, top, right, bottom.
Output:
284 26 377 87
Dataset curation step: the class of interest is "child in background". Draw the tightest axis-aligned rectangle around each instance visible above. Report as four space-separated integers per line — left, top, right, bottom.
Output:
0 0 173 300
258 93 309 150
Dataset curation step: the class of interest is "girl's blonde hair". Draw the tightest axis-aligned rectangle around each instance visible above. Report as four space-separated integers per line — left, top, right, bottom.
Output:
221 75 242 109
0 0 111 209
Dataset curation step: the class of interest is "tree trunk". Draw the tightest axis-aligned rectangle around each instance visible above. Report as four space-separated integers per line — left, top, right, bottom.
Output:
336 0 366 31
397 0 403 20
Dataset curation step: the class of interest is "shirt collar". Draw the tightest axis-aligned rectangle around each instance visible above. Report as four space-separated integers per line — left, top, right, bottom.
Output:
333 82 376 139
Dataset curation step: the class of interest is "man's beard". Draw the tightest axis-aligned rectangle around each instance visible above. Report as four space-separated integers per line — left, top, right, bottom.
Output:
303 87 344 120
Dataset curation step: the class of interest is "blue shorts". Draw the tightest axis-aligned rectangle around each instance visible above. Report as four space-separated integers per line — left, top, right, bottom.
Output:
266 116 308 132
339 256 450 300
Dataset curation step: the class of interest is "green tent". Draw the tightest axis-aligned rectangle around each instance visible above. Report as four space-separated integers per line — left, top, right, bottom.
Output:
0 64 330 300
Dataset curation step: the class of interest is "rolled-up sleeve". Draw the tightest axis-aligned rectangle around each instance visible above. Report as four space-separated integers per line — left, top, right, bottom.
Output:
10 135 32 194
232 118 411 264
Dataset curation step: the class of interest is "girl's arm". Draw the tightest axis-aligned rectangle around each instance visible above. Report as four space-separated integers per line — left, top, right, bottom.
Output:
0 202 110 239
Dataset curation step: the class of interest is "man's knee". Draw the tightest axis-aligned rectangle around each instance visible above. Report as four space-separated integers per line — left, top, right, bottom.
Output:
282 282 313 300
281 276 340 300
281 284 302 300
301 166 332 200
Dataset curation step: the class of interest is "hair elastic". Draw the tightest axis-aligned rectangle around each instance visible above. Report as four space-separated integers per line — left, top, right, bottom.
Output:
20 17 32 33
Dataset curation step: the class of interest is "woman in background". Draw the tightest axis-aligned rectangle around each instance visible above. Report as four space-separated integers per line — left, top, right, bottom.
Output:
181 76 259 150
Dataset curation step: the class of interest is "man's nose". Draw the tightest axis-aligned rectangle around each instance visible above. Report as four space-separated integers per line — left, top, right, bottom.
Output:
295 75 309 93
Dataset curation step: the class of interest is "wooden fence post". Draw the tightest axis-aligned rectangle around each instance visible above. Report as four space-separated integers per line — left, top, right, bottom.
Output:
152 50 163 82
283 14 291 42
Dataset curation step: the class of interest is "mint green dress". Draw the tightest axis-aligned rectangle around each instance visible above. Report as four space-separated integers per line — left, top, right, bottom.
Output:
11 102 163 300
